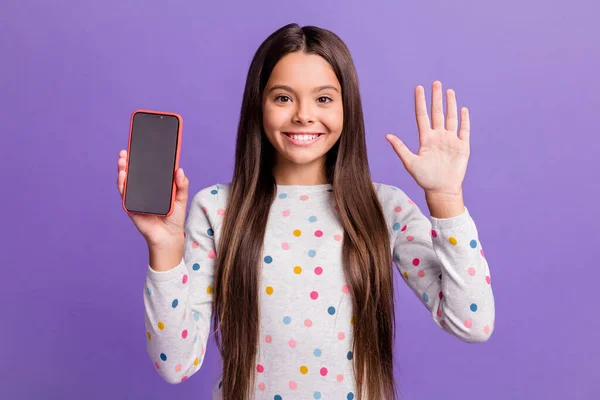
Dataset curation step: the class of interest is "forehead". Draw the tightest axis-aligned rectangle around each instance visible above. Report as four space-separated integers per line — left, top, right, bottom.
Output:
267 52 340 90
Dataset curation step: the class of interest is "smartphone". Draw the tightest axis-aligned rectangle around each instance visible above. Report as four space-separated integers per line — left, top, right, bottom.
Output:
122 110 183 217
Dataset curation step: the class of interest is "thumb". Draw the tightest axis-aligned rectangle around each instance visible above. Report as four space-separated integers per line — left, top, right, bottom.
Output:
175 168 189 203
386 134 416 170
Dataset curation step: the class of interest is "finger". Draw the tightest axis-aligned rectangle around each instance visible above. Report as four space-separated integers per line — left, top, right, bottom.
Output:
414 85 430 135
118 157 127 173
431 81 444 130
386 134 416 170
118 170 126 197
174 168 189 203
119 149 127 158
458 107 470 141
446 89 458 133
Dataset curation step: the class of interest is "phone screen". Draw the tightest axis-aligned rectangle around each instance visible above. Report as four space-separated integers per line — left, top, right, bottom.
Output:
124 112 180 215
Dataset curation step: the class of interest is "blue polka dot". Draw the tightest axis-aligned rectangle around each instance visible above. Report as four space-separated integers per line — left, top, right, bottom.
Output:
216 184 222 189
470 239 478 248
423 293 429 303
347 351 353 360
391 186 398 190
394 253 400 262
210 189 218 195
264 256 273 264
309 216 317 223
308 250 317 257
146 287 152 296
279 193 287 199
314 392 322 399
347 393 355 400
193 335 197 343
470 303 478 312
160 353 167 361
218 381 222 389
192 263 200 271
328 306 336 315
207 228 214 236
172 299 179 308
283 316 292 325
393 223 401 231
193 312 200 321
274 396 282 400
314 348 322 357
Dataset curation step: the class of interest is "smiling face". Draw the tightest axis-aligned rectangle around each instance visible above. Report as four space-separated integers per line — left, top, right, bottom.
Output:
261 51 344 184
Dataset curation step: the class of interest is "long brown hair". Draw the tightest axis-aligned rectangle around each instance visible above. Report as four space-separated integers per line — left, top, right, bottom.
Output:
213 23 397 400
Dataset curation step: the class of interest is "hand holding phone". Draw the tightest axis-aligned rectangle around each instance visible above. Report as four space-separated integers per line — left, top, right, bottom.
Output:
117 110 188 249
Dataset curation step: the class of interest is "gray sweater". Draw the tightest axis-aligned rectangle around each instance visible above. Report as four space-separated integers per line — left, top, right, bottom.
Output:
143 182 495 399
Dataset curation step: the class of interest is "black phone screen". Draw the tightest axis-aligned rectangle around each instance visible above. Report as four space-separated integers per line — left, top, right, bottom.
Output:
124 112 180 215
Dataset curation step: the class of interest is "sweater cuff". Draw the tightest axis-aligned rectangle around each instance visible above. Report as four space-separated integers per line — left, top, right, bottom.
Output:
429 206 471 230
146 257 186 282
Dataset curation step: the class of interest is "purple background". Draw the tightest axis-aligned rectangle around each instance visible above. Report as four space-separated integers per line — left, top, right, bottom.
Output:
1 0 598 399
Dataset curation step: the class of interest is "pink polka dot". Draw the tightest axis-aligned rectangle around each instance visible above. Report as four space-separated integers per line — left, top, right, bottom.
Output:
183 311 187 320
431 230 438 238
181 376 188 382
336 374 344 382
182 274 188 284
315 230 323 237
417 270 425 278
182 330 188 339
310 291 319 300
202 347 206 355
217 208 225 216
183 232 186 238
408 199 415 205
265 335 272 343
282 242 290 250
338 332 345 340
257 364 264 373
202 206 208 214
342 285 349 293
401 225 407 232
300 195 309 201
282 210 291 217
175 364 182 372
289 381 297 389
208 250 216 259
440 320 446 326
407 235 414 241
334 234 343 241
258 383 266 391
192 241 199 249
320 367 328 376
154 362 160 369
314 267 323 275
468 267 476 276
304 319 312 327
464 319 473 328
394 206 402 212
486 276 491 284
412 258 420 266
484 325 491 335
439 291 443 299
437 309 442 317
289 339 296 348
480 249 485 257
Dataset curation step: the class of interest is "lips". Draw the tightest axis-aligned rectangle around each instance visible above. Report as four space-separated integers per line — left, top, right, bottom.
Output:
282 132 324 147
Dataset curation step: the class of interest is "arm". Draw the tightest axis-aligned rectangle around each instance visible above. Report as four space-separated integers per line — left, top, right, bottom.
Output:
143 185 223 383
382 184 495 343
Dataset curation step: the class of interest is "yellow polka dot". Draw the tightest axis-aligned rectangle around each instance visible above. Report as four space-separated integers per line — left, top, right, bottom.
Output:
193 357 199 366
206 285 212 294
293 229 302 237
294 266 302 274
403 271 409 279
266 286 274 295
449 236 458 245
146 332 151 340
157 322 165 330
350 316 355 325
300 365 308 374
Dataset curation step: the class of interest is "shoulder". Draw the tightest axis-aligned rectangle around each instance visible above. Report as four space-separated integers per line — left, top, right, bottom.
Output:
372 182 414 209
191 182 231 208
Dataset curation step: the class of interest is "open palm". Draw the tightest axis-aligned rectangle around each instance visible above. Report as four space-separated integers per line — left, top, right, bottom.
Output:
386 81 470 196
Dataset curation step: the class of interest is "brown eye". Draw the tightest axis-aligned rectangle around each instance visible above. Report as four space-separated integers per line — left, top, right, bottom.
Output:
317 96 332 103
275 95 291 103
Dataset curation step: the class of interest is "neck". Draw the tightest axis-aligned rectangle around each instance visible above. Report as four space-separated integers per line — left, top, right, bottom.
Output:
272 156 328 185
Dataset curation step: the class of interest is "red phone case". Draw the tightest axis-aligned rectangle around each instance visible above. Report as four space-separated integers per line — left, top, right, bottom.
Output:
122 109 183 217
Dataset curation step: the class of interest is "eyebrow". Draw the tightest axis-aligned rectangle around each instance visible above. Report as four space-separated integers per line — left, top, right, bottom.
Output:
267 84 339 94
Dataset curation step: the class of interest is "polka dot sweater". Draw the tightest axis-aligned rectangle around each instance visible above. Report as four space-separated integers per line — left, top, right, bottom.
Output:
143 182 495 399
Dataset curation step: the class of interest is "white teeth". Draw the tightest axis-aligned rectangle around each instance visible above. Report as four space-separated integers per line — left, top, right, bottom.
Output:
289 134 319 141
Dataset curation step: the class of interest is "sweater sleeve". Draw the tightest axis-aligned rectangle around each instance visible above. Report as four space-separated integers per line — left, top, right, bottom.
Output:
379 184 495 343
143 184 225 383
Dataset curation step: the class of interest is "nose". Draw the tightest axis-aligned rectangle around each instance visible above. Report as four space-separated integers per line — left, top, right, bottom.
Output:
293 100 315 124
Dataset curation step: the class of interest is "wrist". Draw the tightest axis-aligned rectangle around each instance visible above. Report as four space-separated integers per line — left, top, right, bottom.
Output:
148 238 184 272
425 189 465 219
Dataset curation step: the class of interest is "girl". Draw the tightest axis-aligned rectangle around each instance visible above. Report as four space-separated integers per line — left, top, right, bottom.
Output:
117 23 495 400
